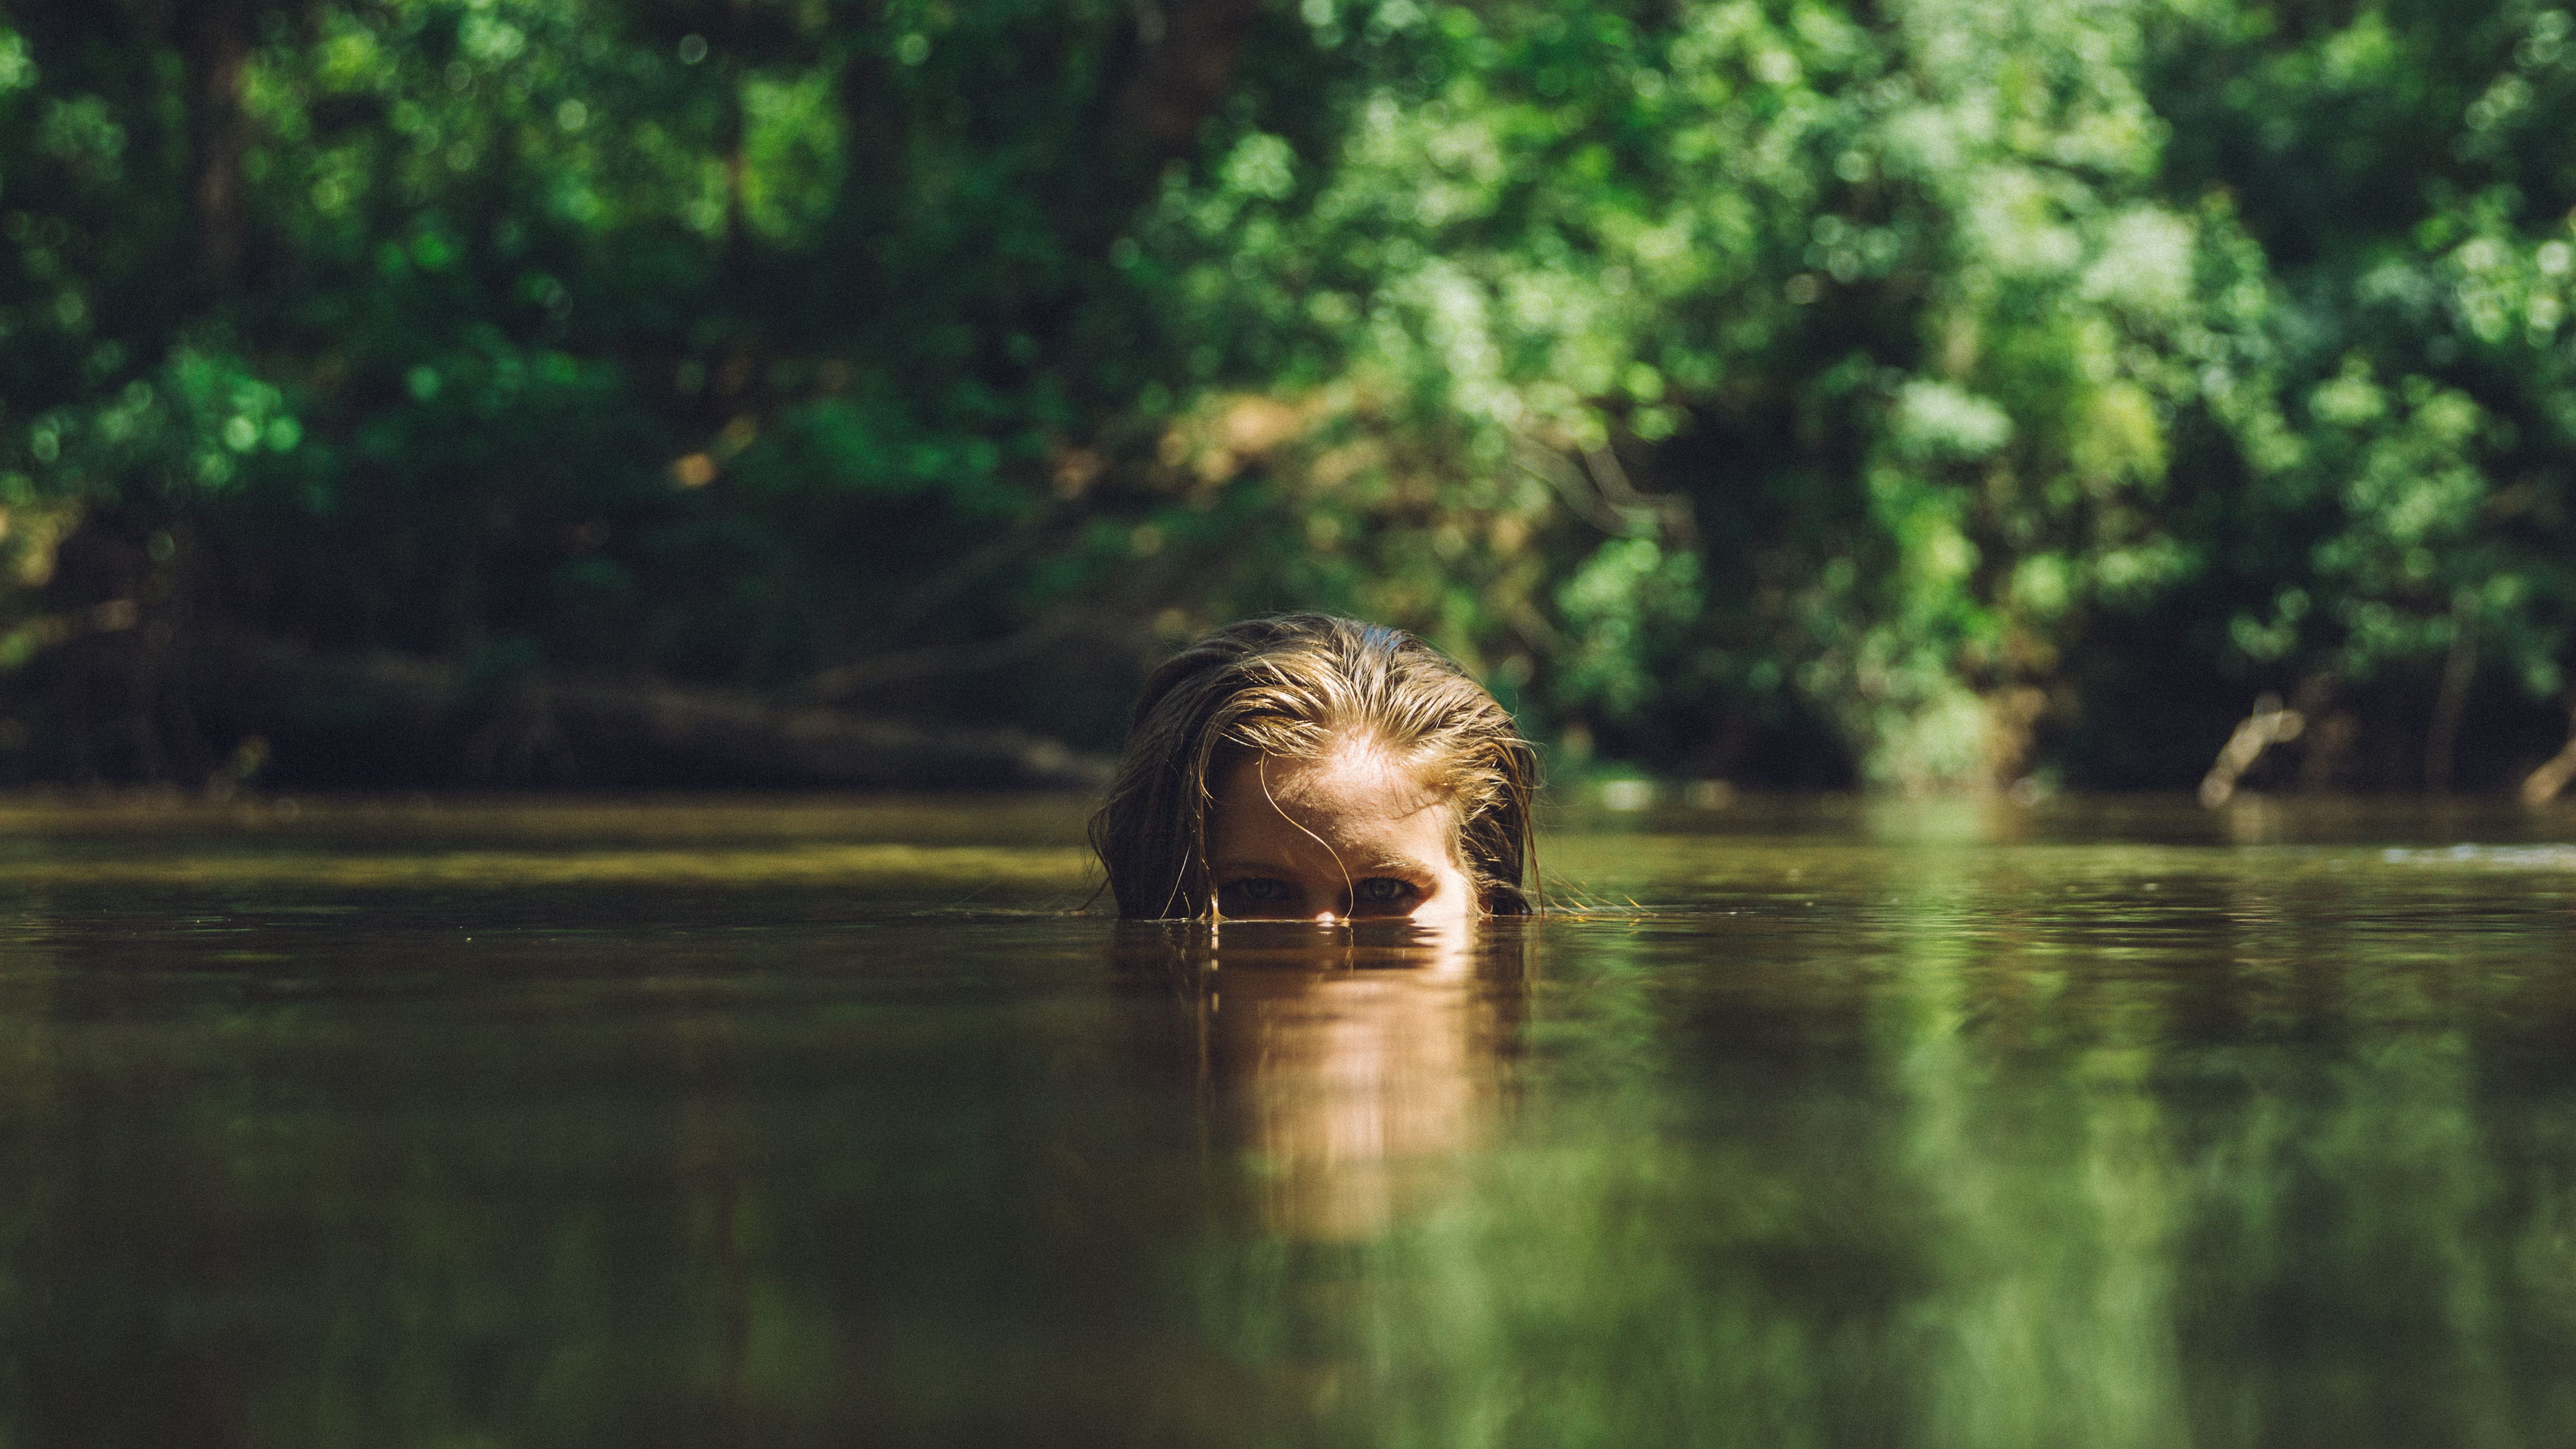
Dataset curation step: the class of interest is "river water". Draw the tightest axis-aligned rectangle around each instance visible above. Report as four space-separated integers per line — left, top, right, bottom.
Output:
3 794 2573 1446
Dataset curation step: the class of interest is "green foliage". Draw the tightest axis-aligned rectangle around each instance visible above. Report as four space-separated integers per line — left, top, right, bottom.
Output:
1129 0 2278 785
1 0 2573 787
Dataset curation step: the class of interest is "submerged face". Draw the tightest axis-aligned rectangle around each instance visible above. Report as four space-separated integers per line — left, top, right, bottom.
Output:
1206 741 1476 923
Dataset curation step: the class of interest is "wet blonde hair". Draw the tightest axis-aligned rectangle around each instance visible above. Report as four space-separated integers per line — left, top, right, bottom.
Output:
1090 613 1538 919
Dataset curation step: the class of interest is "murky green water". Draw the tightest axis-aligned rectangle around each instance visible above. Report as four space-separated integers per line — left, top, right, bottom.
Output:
5 794 2576 1446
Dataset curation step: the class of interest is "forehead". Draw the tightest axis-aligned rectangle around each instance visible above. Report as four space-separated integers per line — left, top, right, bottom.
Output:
1268 739 1442 810
1209 744 1451 853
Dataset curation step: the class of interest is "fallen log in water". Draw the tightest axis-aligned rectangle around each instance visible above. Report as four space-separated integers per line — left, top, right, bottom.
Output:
195 633 1114 791
2198 692 2305 808
2523 704 2576 805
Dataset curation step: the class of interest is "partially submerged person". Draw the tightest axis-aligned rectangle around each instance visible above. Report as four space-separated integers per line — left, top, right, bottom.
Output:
1091 613 1537 921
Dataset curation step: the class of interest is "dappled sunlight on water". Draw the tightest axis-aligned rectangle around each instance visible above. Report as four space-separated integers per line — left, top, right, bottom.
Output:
2 795 2575 1445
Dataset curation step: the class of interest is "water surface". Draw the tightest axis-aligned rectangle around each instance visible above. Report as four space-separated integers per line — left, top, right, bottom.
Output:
4 794 2575 1446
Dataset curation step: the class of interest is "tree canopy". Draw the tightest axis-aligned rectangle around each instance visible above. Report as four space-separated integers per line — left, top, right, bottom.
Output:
3 0 2573 791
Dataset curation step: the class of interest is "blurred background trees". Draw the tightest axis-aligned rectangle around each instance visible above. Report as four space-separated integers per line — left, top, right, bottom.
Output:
1 0 2572 792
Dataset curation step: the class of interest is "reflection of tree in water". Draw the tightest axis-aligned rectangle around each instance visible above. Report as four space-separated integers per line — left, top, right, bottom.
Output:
1156 866 2576 1448
4 844 2576 1445
1113 919 1532 1242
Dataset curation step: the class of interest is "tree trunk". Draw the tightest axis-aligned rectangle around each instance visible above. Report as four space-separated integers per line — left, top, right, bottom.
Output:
183 0 252 285
1117 0 1269 157
2425 589 2478 795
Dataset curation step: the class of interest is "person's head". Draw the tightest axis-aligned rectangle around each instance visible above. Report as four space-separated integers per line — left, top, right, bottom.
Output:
1090 613 1537 920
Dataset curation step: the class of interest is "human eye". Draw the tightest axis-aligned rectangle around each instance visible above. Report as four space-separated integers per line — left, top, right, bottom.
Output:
1350 876 1422 915
1217 876 1299 917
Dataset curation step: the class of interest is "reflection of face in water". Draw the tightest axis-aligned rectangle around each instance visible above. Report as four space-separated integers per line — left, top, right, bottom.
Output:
1115 918 1530 1240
